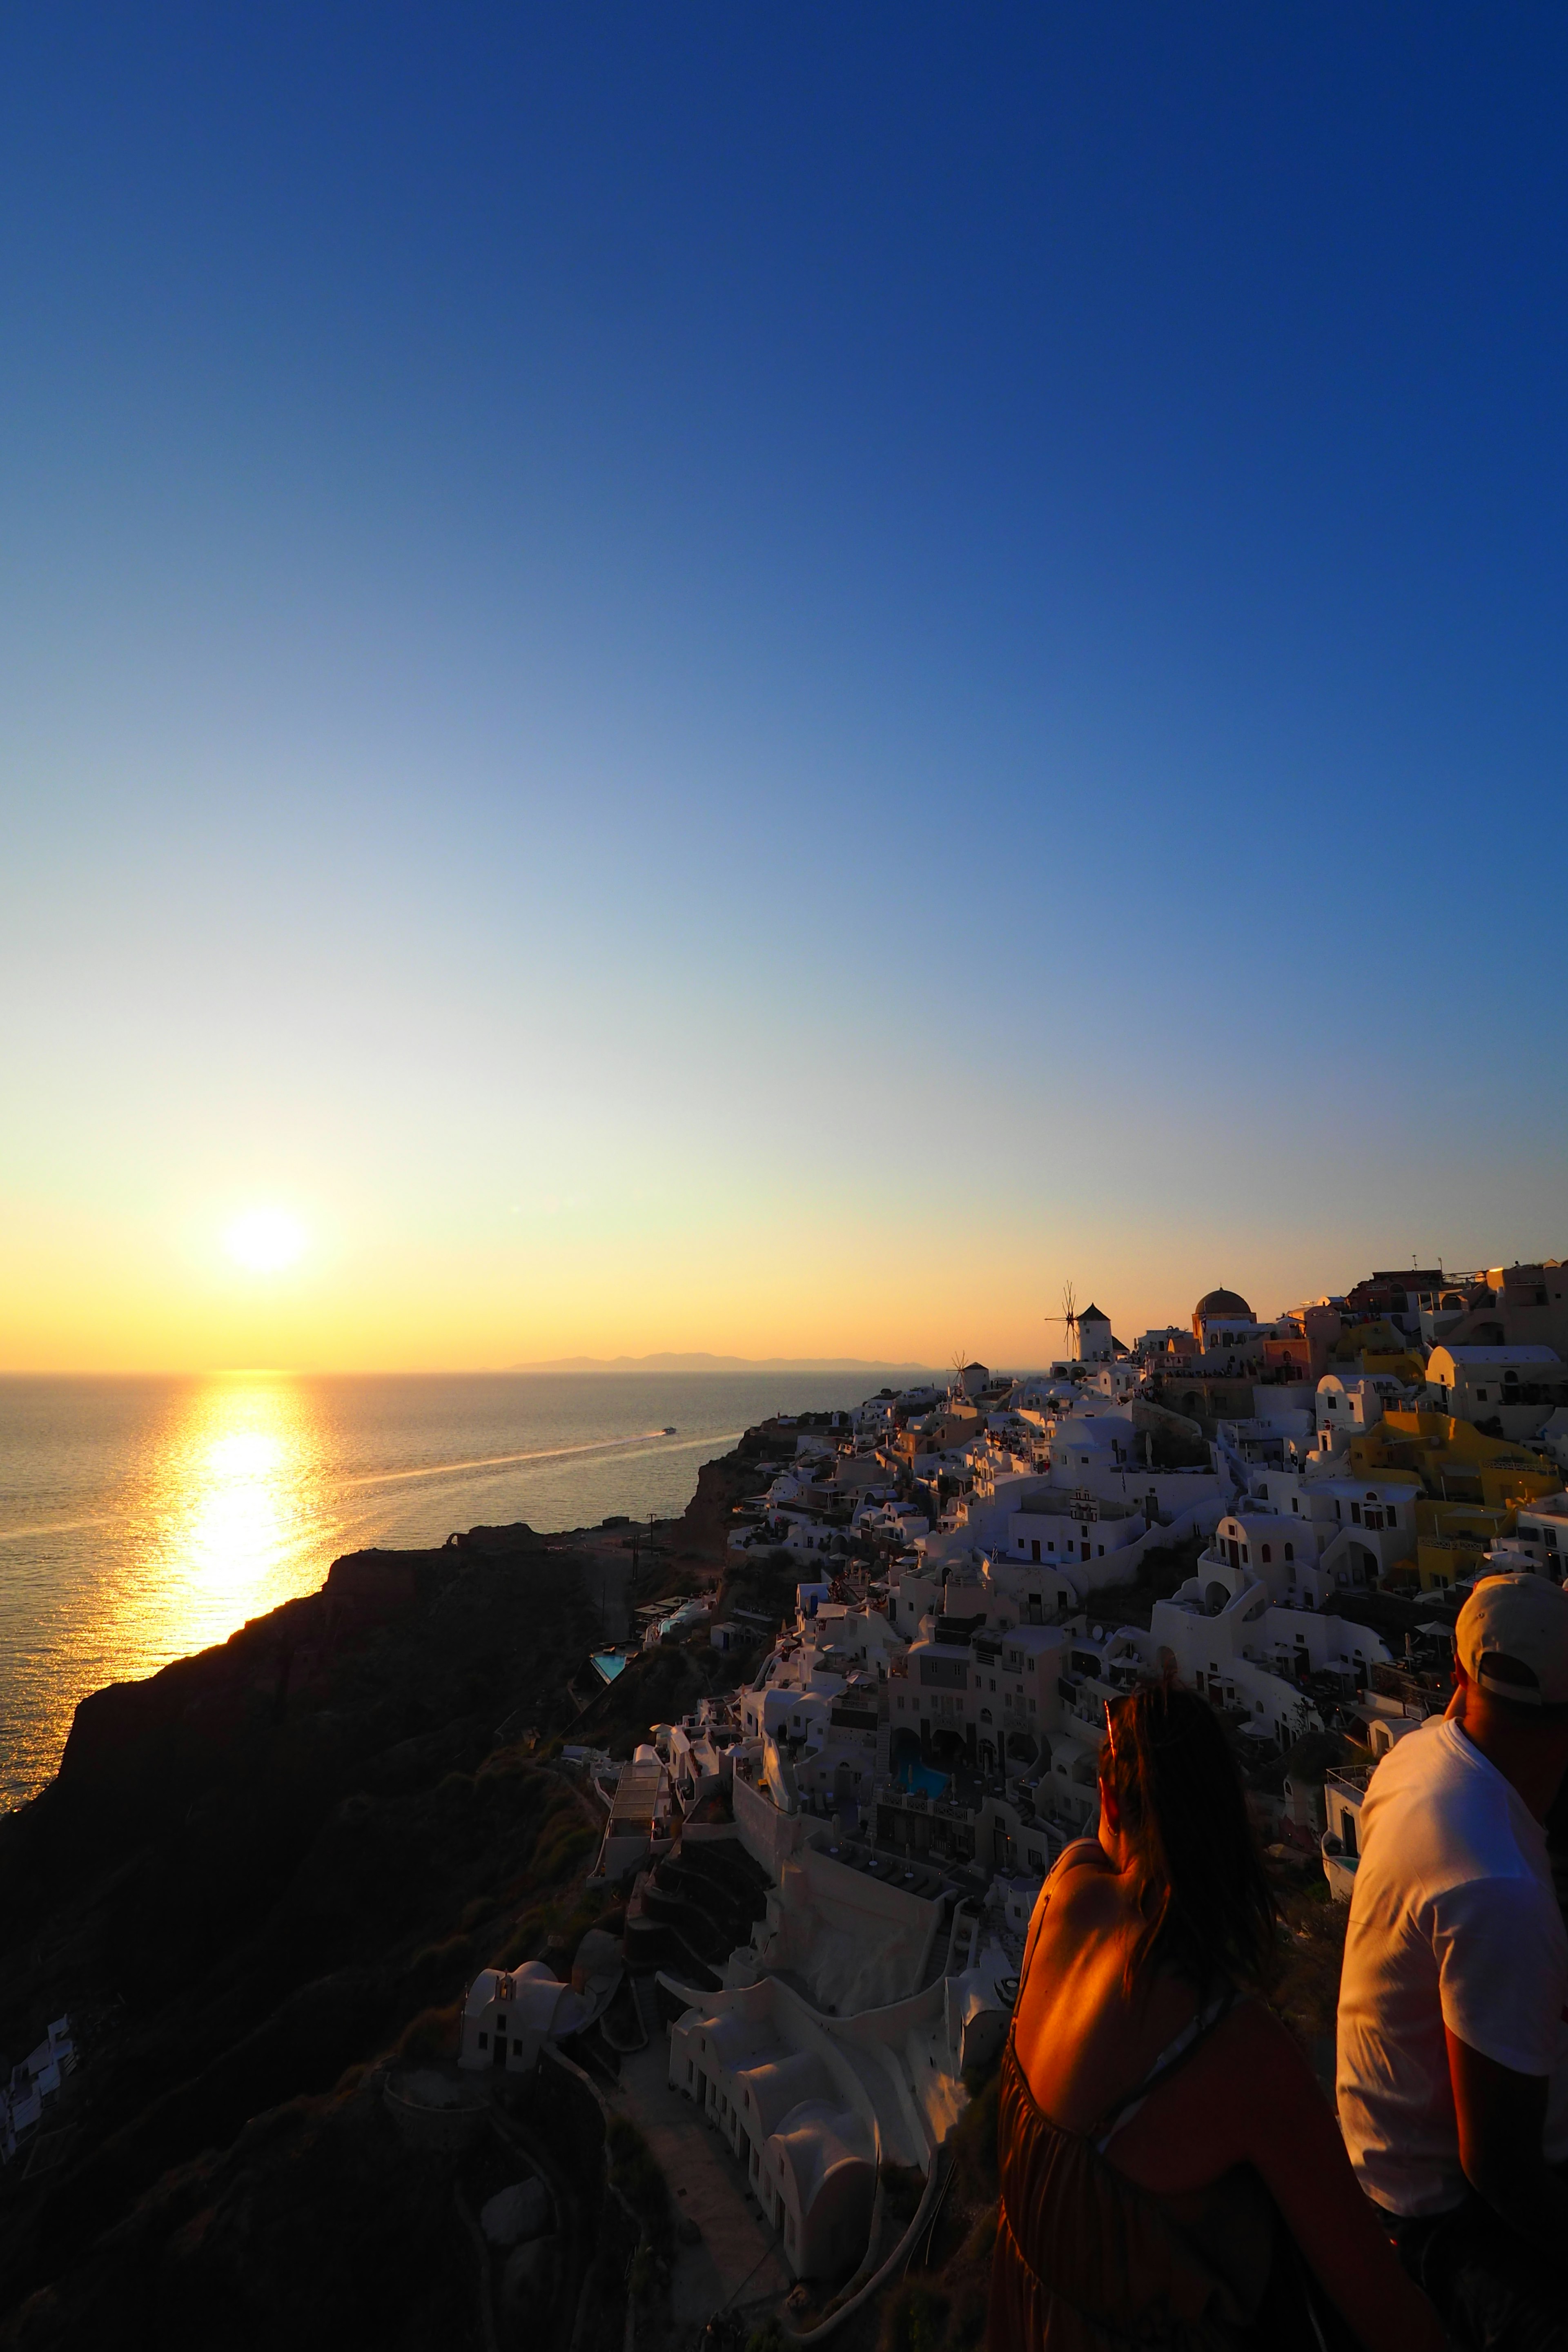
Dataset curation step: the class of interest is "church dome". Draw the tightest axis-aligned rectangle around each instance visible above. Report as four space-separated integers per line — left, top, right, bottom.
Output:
1192 1287 1253 1341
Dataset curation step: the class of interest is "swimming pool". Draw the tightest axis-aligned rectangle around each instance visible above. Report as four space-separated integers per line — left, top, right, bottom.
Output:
896 1758 952 1800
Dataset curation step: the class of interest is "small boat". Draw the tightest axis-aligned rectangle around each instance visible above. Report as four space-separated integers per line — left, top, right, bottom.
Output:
662 1425 677 1435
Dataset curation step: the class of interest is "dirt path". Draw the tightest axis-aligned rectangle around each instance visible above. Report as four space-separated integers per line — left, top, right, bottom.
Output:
610 2044 791 2325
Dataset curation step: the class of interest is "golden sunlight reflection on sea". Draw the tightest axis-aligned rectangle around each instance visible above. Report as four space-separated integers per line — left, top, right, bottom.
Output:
111 1375 332 1676
1 1364 893 1808
0 1372 349 1809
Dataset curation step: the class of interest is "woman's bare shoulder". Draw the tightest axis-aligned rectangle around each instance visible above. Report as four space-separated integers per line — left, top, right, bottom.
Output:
1049 1837 1114 1884
1039 1841 1123 1923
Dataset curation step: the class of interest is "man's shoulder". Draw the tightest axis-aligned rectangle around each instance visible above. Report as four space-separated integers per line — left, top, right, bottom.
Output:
1365 1718 1473 1813
1362 1721 1535 1898
1360 1719 1449 1829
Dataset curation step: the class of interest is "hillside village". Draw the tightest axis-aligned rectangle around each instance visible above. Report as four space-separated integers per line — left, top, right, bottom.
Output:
448 1261 1568 2340
4 1260 1567 2351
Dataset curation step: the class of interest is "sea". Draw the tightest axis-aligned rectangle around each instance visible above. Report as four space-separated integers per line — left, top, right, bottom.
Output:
0 1368 913 1810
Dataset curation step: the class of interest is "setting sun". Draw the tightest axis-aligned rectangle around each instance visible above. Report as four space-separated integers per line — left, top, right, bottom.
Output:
223 1208 307 1274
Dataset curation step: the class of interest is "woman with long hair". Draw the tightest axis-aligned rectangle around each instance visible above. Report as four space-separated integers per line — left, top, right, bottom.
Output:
989 1679 1443 2349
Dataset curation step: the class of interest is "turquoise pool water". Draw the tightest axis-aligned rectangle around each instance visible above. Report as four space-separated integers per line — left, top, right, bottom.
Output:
896 1758 951 1800
590 1650 632 1684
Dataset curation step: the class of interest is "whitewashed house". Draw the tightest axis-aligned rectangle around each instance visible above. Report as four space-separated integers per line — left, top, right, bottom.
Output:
459 1962 597 2072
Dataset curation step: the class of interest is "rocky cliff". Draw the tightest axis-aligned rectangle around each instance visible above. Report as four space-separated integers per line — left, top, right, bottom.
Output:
0 1530 610 2350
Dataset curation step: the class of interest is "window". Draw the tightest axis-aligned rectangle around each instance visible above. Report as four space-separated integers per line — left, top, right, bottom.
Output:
513 2039 524 2057
1284 1542 1294 1562
478 2032 489 2050
1351 1503 1362 1524
1261 1545 1272 1564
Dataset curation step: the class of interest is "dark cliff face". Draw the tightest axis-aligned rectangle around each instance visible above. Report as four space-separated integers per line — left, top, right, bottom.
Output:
0 1539 600 2348
0 1433 787 2348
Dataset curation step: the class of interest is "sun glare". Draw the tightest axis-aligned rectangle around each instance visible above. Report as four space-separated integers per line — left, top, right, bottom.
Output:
224 1207 307 1274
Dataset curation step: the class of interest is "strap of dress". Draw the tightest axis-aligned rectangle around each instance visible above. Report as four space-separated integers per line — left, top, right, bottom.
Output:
1091 1985 1239 2150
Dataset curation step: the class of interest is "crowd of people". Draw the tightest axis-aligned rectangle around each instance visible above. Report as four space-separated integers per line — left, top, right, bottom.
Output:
991 1571 1568 2350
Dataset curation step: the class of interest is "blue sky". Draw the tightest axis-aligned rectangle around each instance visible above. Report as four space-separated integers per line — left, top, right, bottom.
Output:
2 5 1565 1369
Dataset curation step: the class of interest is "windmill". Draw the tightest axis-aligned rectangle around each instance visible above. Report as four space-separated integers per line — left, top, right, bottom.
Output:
1043 1281 1079 1363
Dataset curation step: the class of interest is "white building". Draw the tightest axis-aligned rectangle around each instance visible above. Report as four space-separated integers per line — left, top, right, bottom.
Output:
1321 1764 1373 1902
1004 1498 1146 1573
732 1832 950 2013
1515 1491 1568 1575
1425 1345 1566 1438
1131 1528 1392 1751
1246 1468 1420 1586
886 1621 1069 1777
668 1967 960 2282
1074 1305 1114 1363
459 1962 592 2072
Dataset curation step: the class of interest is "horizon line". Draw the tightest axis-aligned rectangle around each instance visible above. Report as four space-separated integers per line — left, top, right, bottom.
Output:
0 1354 949 1380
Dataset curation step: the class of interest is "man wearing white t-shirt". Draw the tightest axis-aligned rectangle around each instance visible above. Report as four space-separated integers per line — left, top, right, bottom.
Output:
1338 1572 1568 2348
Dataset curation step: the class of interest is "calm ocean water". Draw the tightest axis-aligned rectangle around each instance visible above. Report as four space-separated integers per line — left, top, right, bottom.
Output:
0 1369 905 1808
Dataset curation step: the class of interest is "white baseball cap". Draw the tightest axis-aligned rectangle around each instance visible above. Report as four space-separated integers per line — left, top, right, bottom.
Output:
1456 1572 1568 1709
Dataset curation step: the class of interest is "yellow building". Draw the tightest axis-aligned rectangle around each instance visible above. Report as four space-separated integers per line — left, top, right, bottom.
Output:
1346 1414 1557 1591
1360 1350 1427 1385
1412 1497 1513 1592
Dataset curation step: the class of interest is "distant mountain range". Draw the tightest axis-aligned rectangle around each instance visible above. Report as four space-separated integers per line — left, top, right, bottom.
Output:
502 1352 937 1374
